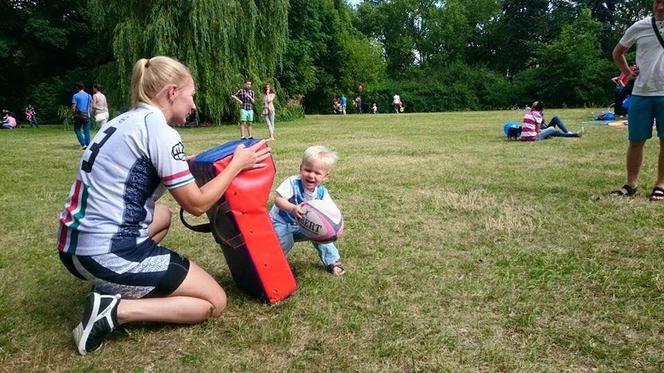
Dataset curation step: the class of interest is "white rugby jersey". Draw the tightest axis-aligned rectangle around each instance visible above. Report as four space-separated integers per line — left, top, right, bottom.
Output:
57 103 194 255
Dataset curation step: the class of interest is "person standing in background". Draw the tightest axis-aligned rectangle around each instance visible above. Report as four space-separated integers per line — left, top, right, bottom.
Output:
340 94 347 115
92 84 110 129
71 82 93 149
393 93 403 113
262 83 276 140
610 0 664 201
232 80 256 139
25 104 38 127
354 95 362 114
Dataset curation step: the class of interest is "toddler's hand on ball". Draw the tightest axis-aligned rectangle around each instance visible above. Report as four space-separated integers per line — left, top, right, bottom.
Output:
291 204 303 220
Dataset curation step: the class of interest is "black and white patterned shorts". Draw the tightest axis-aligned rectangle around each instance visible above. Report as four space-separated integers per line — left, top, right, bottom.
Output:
59 239 190 299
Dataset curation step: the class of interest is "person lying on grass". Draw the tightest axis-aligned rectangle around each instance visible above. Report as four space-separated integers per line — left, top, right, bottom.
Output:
518 101 583 141
57 56 270 356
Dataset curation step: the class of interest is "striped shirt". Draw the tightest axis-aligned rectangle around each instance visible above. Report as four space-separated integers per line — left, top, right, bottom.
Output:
519 110 543 141
57 103 194 255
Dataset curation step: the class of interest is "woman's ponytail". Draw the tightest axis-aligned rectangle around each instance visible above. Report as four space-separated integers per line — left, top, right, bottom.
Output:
130 56 191 107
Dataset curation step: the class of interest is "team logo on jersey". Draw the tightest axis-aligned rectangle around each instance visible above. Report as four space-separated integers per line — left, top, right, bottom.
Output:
171 142 186 161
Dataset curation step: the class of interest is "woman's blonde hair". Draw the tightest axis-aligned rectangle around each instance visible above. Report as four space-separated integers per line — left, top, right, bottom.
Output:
302 145 338 171
131 56 191 106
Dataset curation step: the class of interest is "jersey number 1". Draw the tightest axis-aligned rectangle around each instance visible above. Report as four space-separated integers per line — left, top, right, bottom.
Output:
82 127 117 173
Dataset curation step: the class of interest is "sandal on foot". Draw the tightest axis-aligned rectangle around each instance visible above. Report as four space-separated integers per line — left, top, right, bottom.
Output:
610 184 637 197
326 261 346 276
650 186 664 201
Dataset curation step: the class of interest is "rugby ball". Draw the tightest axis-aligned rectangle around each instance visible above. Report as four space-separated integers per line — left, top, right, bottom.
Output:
298 199 344 243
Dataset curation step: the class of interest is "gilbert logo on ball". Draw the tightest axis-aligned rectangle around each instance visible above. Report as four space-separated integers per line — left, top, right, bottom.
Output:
299 214 323 234
298 199 344 243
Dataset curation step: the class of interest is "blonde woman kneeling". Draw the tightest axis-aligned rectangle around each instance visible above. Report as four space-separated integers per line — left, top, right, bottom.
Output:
57 56 270 355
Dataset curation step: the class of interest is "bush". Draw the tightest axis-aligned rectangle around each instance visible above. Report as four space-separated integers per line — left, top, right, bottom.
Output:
277 98 305 122
58 105 73 128
353 64 515 114
28 77 69 123
27 66 98 124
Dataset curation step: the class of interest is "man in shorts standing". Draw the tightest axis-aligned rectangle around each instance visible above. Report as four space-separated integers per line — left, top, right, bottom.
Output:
611 0 664 201
232 80 256 139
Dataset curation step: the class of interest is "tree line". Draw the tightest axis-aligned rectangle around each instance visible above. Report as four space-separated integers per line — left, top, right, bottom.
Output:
0 0 654 123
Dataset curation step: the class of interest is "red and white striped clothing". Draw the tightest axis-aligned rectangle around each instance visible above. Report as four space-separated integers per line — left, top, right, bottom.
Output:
519 110 543 141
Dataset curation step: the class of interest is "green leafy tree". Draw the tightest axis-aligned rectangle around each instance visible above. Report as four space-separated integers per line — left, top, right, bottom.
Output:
338 36 385 93
280 0 384 112
527 8 611 106
0 0 98 121
557 0 658 61
90 0 289 122
416 0 472 65
487 0 551 77
354 0 419 78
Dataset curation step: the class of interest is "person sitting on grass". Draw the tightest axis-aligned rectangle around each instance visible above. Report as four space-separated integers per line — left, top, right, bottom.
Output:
56 56 270 356
519 101 583 141
612 64 637 118
1 111 17 129
270 145 346 276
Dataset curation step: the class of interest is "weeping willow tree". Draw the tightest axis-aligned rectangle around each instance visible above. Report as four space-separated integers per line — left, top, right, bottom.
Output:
89 0 288 122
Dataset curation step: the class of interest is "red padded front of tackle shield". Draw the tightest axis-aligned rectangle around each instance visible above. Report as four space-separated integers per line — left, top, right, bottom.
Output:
212 151 297 303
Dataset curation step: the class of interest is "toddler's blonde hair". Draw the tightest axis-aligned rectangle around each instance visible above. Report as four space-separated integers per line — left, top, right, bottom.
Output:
302 145 338 171
131 56 191 106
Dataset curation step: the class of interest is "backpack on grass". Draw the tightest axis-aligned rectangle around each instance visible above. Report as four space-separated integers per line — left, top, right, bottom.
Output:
503 121 522 140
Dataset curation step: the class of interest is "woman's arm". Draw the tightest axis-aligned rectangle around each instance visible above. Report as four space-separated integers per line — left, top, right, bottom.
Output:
170 141 270 216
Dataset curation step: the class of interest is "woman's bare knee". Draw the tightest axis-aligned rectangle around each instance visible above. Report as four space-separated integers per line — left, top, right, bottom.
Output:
209 288 227 318
173 261 227 317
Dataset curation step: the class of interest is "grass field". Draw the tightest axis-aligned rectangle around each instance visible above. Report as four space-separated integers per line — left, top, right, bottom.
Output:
1 110 663 371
